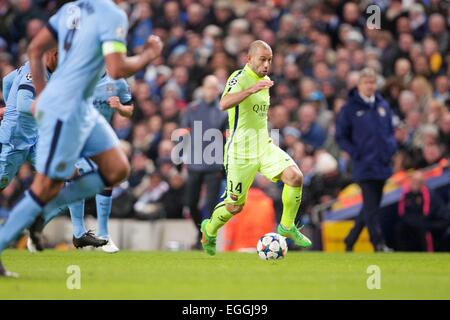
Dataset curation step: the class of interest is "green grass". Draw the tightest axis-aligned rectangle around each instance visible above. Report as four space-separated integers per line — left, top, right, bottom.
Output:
1 249 449 299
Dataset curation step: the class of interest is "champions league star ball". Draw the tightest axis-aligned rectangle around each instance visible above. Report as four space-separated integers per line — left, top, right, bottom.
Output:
256 233 288 260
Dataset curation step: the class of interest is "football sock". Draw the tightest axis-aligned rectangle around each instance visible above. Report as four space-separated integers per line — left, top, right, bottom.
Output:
42 171 106 224
68 200 86 239
280 184 302 228
96 190 112 238
206 201 234 237
0 191 43 253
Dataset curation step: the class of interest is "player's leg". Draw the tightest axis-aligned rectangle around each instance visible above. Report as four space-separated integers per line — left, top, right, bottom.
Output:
260 144 312 248
0 144 28 192
95 188 119 253
63 158 107 249
0 144 48 256
68 160 91 240
76 116 127 253
201 158 257 255
25 112 111 251
40 114 129 218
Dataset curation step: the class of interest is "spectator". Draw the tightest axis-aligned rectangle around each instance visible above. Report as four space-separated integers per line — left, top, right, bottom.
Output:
428 13 450 55
438 112 450 157
134 171 169 220
396 172 447 251
129 1 153 54
297 103 327 149
180 75 227 247
434 74 450 104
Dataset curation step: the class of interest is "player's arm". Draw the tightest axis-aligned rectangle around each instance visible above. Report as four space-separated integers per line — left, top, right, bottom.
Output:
2 69 18 101
220 79 273 111
16 85 35 114
27 26 57 95
108 96 134 118
103 35 163 79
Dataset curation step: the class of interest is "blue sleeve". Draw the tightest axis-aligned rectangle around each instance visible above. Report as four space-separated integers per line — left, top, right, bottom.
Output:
2 69 18 101
99 9 128 44
118 80 132 104
16 85 35 114
335 105 356 156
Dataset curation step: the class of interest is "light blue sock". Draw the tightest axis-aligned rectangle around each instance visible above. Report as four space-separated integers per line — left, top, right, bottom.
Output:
69 200 87 238
0 191 42 253
42 172 106 224
96 194 112 238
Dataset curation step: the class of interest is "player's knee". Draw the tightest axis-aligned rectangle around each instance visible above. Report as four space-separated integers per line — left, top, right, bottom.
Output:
103 159 130 186
31 177 64 201
292 170 303 187
286 168 303 187
226 204 244 214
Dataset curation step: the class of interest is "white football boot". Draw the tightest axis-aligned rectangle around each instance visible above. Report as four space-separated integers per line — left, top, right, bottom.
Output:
101 237 119 253
26 236 38 253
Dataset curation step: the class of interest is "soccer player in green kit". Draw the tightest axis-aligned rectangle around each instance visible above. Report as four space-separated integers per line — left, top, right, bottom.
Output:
200 40 312 255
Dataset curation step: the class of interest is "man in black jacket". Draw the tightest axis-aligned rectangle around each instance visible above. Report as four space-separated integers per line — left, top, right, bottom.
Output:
336 68 397 252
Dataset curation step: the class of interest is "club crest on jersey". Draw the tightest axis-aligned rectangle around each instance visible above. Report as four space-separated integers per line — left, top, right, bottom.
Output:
26 73 32 81
378 107 386 117
228 77 238 87
106 84 114 94
116 26 126 40
56 162 67 172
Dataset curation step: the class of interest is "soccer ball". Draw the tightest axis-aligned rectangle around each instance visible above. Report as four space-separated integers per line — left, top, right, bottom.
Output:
256 233 288 260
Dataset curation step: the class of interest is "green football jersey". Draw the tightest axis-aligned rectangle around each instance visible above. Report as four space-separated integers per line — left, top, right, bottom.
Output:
222 64 271 160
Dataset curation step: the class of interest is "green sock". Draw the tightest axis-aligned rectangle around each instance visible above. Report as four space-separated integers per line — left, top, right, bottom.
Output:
280 184 302 228
206 201 234 236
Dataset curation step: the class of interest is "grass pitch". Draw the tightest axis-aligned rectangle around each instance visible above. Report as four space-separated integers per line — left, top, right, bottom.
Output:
1 249 449 299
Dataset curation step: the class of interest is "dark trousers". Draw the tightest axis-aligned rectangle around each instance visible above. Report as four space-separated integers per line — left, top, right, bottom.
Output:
185 170 223 240
345 179 386 249
394 222 428 251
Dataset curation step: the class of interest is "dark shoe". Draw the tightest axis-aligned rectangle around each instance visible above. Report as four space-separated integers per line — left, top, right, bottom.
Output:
73 230 108 249
344 239 353 252
0 259 19 278
27 215 45 252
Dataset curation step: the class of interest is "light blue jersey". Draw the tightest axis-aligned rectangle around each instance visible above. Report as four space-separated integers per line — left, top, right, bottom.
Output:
0 62 51 150
35 0 126 179
2 69 18 102
38 0 128 120
93 74 132 123
0 63 51 188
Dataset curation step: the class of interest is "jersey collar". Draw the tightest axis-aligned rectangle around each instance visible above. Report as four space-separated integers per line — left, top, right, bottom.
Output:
244 64 264 80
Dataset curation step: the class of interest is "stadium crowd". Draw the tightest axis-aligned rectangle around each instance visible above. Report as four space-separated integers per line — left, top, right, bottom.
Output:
0 0 449 251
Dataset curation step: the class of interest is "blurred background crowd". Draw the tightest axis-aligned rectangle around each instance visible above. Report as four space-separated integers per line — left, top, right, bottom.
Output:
0 0 449 251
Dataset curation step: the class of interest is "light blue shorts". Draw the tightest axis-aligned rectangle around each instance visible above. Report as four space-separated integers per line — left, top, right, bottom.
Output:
35 106 119 180
0 143 36 189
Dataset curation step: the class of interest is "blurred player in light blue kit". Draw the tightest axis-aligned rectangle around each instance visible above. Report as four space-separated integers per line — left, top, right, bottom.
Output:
0 50 58 192
70 73 134 253
0 0 162 277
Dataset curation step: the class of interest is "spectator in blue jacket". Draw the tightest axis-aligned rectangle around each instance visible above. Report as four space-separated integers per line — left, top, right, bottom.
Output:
297 103 327 149
336 68 397 252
